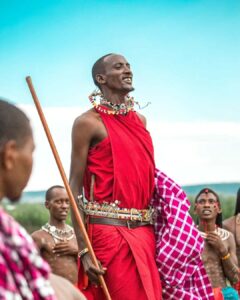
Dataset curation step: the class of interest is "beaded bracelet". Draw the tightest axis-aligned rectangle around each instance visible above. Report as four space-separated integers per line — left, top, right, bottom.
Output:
221 252 230 261
78 248 89 258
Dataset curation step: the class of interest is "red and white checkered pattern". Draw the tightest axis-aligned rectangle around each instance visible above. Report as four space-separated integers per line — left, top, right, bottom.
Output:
151 169 214 299
0 208 56 299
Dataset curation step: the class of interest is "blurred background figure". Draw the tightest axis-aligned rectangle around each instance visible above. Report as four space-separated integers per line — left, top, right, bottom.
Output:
32 185 78 285
194 188 239 300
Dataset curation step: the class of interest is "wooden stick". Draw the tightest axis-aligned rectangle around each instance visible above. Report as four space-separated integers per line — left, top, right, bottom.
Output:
26 76 111 300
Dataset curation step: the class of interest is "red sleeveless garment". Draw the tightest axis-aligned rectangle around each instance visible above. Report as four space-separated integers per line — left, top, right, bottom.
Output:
79 109 162 300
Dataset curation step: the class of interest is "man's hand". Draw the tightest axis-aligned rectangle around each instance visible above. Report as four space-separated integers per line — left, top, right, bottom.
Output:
81 252 106 285
206 232 227 257
52 241 78 256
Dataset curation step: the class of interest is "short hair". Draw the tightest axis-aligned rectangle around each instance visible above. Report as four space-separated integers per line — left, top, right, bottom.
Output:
45 185 65 201
92 53 115 89
195 188 222 228
0 99 31 150
234 188 240 215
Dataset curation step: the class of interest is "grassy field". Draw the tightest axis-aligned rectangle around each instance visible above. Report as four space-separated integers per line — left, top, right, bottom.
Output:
2 193 236 233
3 202 72 233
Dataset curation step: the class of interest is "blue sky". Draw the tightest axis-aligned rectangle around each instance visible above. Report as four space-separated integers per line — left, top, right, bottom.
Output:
1 0 239 121
0 0 240 189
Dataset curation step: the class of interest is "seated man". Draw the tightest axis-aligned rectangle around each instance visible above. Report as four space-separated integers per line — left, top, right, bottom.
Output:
0 98 85 300
32 185 78 285
194 188 239 300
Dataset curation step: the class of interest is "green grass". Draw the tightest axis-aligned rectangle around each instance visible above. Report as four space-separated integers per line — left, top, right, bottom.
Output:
3 202 72 233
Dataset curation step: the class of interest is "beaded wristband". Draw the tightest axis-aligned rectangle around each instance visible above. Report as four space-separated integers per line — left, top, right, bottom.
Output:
78 248 89 258
221 252 230 261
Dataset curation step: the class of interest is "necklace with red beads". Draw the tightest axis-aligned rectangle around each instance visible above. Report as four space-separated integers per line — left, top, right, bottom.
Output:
89 90 137 115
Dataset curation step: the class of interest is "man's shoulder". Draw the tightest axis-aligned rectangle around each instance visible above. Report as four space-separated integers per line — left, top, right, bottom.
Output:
73 108 100 130
135 111 146 127
218 227 234 242
31 229 50 240
223 216 236 232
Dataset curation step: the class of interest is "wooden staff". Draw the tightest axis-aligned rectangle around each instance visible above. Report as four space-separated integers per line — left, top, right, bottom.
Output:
26 76 111 300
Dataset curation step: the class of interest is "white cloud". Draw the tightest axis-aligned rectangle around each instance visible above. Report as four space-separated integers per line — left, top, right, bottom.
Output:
19 105 240 190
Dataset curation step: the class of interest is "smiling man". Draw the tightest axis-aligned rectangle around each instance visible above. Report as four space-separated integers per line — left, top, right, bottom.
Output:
32 185 78 285
194 188 239 299
70 54 162 299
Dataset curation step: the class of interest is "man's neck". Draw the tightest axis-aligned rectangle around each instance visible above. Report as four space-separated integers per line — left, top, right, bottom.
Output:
49 218 66 229
198 220 216 232
102 91 127 104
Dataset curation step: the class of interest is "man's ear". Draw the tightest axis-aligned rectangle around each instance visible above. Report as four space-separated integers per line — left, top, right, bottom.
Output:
96 74 106 85
217 203 222 213
45 201 50 209
1 140 18 170
193 204 197 215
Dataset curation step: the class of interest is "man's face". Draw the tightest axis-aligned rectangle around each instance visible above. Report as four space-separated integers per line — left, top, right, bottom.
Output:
46 188 70 222
194 192 220 221
3 133 35 202
99 55 134 93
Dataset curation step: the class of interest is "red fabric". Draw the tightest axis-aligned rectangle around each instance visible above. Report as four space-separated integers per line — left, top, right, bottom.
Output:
84 110 155 209
80 110 162 300
213 288 224 300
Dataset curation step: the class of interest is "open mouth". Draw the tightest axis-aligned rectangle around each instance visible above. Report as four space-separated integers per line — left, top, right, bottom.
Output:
202 209 212 215
123 77 132 84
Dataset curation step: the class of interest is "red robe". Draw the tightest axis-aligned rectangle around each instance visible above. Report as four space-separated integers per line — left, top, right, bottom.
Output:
78 109 162 300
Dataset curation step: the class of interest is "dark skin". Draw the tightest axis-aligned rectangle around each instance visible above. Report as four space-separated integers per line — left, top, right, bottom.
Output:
195 193 239 288
69 54 146 284
32 188 78 284
0 129 85 299
223 215 240 266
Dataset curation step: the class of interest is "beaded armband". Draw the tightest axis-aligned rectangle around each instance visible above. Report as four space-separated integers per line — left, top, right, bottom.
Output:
78 248 89 258
221 252 230 261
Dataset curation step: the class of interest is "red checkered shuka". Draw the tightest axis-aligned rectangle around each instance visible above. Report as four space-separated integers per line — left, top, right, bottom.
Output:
151 169 214 299
0 208 56 299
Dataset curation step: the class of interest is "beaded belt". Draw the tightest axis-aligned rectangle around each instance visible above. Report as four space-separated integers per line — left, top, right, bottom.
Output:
83 200 156 224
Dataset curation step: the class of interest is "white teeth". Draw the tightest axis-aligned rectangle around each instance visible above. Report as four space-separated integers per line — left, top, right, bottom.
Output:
123 78 132 83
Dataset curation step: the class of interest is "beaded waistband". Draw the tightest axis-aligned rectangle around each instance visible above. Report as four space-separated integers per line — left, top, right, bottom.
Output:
83 200 156 224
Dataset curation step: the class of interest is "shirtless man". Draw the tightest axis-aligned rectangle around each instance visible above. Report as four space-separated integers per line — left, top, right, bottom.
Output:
223 188 240 294
223 188 240 265
32 185 78 285
0 98 85 300
194 188 239 299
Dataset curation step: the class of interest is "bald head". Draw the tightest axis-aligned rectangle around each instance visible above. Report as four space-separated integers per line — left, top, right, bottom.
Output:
92 53 116 89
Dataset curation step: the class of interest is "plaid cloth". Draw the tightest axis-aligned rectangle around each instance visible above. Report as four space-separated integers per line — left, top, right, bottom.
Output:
0 208 56 300
151 169 214 299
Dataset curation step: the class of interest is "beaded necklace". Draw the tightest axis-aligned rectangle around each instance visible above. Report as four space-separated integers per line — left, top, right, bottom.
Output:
42 223 74 242
89 90 134 115
199 227 230 241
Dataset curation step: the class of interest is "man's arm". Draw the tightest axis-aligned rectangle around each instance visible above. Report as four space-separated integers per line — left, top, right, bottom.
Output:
52 240 78 257
207 232 239 284
31 231 45 253
221 233 239 284
69 114 105 284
